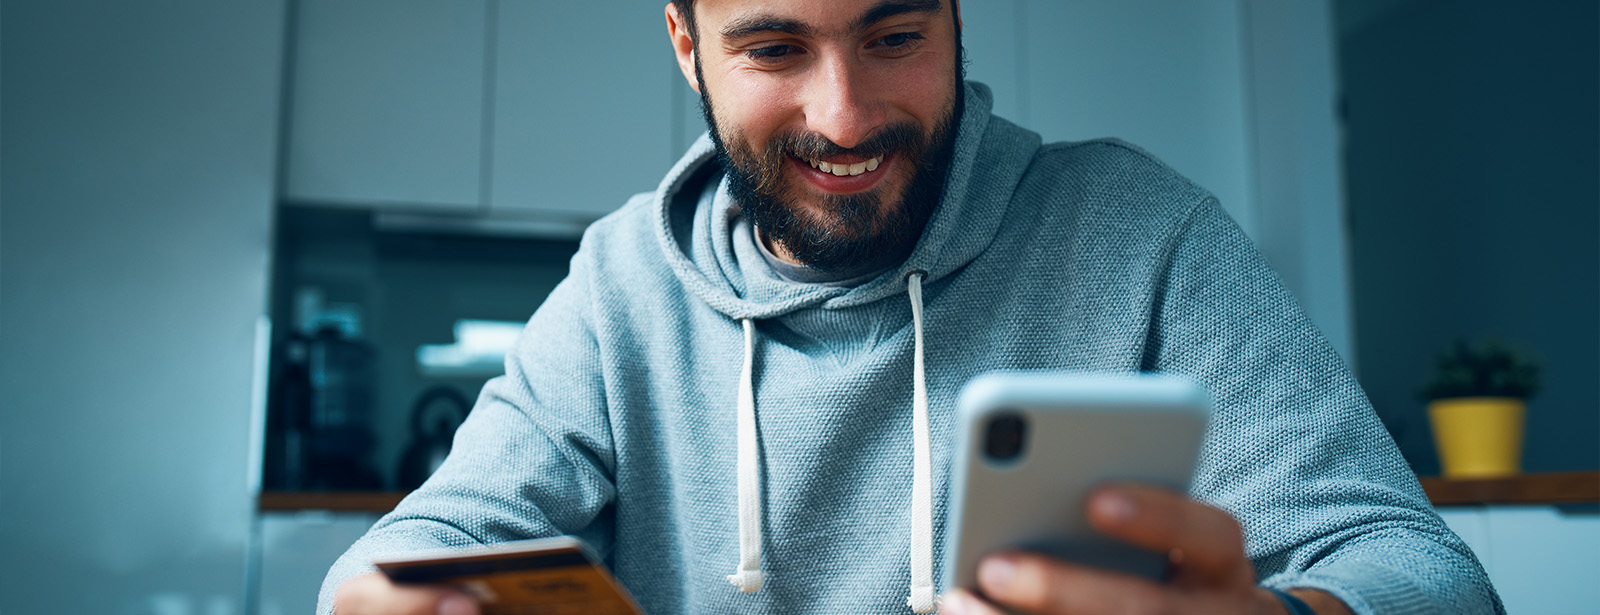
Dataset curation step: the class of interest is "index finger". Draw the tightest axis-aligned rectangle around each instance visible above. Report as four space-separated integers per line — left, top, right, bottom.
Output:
1085 483 1248 583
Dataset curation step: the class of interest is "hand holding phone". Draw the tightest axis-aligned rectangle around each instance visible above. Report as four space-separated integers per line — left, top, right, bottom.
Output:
941 373 1329 615
941 483 1294 615
944 372 1212 592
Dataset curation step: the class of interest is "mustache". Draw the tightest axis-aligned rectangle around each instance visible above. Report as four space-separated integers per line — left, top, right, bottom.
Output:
767 121 927 162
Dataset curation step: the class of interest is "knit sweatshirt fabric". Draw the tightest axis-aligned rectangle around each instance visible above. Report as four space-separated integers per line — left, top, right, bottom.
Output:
319 82 1502 615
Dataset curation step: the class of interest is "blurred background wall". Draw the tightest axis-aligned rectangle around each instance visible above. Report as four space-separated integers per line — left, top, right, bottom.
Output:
1 1 1594 614
2 2 286 614
1337 0 1599 475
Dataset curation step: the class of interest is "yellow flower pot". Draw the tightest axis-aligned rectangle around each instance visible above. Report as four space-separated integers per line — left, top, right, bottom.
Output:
1428 397 1525 479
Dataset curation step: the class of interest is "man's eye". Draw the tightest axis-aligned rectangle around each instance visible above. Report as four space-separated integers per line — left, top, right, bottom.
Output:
747 45 796 61
879 32 924 48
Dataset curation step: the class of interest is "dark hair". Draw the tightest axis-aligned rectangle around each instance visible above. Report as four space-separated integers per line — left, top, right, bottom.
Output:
671 0 698 44
672 0 962 45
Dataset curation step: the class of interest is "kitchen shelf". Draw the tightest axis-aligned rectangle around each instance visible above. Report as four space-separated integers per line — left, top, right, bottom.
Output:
260 472 1600 513
259 491 407 513
1419 471 1600 506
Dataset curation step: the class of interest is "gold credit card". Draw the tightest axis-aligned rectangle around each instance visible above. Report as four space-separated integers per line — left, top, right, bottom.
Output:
374 536 643 615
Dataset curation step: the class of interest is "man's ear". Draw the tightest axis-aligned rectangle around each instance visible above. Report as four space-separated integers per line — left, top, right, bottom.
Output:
665 3 699 94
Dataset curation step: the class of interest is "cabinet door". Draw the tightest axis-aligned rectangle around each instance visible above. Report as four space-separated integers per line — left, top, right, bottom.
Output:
491 0 678 221
286 0 487 211
1439 505 1600 613
256 512 384 615
1481 506 1600 614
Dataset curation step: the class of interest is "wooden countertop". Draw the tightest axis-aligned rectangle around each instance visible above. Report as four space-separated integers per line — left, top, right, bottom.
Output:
1419 471 1600 507
259 491 407 512
259 471 1600 513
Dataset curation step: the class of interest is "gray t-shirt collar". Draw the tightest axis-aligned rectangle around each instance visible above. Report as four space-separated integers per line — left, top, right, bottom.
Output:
747 221 894 287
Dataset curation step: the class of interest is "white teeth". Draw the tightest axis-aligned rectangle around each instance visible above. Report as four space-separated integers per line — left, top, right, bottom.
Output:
807 155 884 177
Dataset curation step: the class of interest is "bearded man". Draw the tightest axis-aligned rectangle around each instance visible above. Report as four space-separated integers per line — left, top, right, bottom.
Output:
323 1 1502 614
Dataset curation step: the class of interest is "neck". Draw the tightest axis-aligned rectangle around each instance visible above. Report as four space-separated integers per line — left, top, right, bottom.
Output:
755 225 805 266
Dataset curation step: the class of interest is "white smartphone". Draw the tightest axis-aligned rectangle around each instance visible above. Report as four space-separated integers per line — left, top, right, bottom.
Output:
944 372 1212 595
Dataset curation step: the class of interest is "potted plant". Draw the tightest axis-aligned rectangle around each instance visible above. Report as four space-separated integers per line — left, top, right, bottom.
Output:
1420 339 1540 479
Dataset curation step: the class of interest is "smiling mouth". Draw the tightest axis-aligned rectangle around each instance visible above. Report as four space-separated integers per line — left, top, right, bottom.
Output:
799 154 884 177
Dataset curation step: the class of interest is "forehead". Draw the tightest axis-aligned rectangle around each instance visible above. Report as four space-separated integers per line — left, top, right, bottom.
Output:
696 0 947 38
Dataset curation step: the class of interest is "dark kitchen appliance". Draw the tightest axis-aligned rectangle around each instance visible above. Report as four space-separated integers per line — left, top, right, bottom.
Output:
269 323 383 490
398 386 471 490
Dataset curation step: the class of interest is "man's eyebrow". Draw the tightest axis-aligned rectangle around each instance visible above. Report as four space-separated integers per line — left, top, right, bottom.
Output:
720 16 814 40
719 0 943 41
852 0 943 33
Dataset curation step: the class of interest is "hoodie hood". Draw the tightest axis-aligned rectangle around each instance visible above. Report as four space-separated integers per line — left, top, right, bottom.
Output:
650 81 1044 612
653 82 1043 320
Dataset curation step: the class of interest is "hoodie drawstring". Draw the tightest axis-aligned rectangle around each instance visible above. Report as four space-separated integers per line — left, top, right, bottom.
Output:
729 318 765 592
905 271 937 613
729 273 937 612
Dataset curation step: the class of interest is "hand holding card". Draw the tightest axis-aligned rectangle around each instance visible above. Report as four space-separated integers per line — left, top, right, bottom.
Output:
373 536 643 615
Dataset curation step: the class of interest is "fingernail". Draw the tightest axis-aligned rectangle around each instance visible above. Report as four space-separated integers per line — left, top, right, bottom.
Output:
978 557 1016 592
1095 490 1138 522
438 594 475 615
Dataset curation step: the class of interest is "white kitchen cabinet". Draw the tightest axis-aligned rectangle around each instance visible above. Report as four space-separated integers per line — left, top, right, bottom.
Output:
1437 505 1600 614
490 0 679 221
285 0 488 212
255 512 384 615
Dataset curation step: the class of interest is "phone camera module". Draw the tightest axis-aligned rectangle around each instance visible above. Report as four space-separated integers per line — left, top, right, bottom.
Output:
983 412 1027 462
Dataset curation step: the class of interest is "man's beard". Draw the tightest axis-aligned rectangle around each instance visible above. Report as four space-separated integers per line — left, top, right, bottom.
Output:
698 76 962 275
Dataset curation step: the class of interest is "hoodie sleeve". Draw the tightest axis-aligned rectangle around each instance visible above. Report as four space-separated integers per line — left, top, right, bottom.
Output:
1141 198 1504 615
317 244 616 615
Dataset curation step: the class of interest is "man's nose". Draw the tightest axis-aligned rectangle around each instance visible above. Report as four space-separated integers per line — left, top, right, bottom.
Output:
802 54 886 150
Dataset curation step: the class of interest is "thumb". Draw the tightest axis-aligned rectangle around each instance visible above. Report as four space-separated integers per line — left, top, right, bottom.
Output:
335 572 480 615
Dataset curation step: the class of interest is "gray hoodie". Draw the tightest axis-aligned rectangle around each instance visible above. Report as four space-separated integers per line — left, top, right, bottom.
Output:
321 82 1502 615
